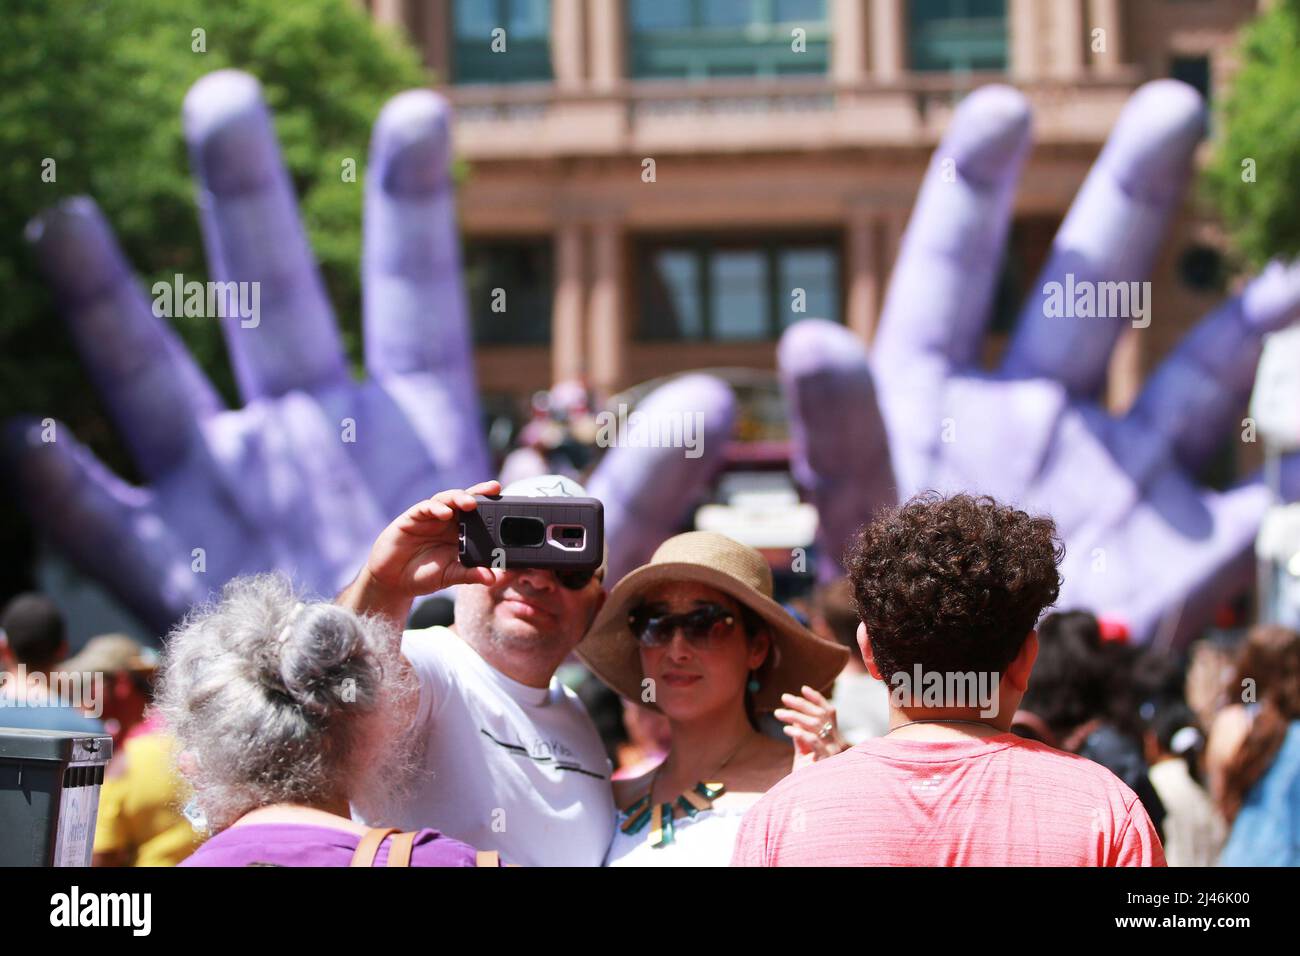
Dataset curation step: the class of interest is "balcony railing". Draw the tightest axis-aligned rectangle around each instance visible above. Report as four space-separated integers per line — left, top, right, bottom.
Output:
445 68 1147 158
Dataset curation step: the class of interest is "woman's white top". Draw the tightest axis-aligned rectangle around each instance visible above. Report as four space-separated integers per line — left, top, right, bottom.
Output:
604 798 755 867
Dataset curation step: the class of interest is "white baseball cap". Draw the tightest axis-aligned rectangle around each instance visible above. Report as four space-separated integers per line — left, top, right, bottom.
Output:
501 474 590 498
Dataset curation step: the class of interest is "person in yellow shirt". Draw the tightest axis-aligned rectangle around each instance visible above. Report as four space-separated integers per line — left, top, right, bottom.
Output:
61 634 203 866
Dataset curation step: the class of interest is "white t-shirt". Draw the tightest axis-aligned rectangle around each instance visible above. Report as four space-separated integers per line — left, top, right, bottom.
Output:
367 626 615 867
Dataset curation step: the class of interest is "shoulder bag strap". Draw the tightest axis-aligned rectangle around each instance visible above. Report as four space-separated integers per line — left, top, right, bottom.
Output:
386 831 417 867
350 827 400 868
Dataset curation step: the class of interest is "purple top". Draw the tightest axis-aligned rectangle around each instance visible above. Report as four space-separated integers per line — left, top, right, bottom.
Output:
180 823 488 867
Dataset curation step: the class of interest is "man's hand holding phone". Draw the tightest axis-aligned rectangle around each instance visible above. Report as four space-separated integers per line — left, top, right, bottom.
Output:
339 479 506 625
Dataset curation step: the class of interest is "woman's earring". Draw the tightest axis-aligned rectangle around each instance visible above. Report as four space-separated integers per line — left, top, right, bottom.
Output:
747 669 760 694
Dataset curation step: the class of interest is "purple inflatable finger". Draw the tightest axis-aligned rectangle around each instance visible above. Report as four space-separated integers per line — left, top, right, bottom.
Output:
2 418 203 632
1002 81 1205 396
871 85 1031 494
779 320 894 580
364 91 473 388
352 87 490 508
184 71 349 401
25 198 221 479
873 85 1031 381
587 374 736 583
1127 260 1300 471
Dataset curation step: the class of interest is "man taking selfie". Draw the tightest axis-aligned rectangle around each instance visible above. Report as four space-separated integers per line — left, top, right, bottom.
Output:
336 475 613 867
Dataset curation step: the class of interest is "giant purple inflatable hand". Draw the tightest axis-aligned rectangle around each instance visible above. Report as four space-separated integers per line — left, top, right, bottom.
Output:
4 70 733 631
782 80 1300 647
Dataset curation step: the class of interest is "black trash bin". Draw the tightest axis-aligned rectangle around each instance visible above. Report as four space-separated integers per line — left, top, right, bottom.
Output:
0 728 113 866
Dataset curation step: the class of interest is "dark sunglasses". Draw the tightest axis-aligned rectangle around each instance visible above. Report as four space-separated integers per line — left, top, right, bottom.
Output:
556 568 596 591
627 603 737 648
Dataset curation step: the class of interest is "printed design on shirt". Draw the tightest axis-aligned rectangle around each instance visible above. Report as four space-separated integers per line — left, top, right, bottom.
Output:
911 773 944 794
479 728 607 779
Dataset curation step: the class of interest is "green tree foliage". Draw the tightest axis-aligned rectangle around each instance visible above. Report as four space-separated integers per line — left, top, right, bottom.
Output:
1205 0 1300 270
0 0 428 593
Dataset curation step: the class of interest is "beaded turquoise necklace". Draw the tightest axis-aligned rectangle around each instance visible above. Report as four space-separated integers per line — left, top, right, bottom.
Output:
617 737 749 848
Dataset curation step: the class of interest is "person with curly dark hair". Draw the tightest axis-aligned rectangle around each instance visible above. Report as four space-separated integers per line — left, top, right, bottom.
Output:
732 492 1166 866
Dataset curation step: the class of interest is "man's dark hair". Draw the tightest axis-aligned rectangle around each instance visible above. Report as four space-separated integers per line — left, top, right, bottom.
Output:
1 593 66 669
1149 701 1200 757
845 493 1063 680
1019 610 1107 738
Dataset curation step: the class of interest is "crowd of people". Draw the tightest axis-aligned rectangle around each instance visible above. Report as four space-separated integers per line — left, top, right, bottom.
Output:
3 474 1299 866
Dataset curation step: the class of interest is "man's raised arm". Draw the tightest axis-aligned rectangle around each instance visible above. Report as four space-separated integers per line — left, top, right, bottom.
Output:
336 480 506 630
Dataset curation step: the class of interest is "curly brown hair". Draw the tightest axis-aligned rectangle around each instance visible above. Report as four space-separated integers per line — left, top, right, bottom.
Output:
845 493 1064 681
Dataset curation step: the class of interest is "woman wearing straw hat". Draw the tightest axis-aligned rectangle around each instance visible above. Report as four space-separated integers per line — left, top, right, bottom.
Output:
578 531 850 866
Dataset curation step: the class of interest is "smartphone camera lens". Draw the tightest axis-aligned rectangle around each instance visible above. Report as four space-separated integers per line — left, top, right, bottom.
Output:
500 516 545 548
547 524 586 550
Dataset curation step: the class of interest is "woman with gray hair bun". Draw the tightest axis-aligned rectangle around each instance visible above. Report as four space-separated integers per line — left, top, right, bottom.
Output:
161 574 488 866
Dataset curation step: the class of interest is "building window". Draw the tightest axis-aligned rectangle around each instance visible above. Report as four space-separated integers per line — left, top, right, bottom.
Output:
1171 55 1211 104
987 214 1060 350
628 0 830 80
452 0 552 84
908 0 1008 73
464 238 553 346
1178 244 1225 294
637 237 841 342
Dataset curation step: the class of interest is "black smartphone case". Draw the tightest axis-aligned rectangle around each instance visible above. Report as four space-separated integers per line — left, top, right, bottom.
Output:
458 495 604 572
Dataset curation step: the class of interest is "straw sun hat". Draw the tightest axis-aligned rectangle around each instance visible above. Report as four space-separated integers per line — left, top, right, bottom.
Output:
62 634 159 676
577 531 849 713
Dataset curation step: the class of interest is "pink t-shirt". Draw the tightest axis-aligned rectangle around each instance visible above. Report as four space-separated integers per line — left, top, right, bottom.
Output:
731 733 1166 866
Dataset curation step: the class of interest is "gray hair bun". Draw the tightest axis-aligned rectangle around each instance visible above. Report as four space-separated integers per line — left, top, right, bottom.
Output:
156 573 417 832
277 603 369 719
